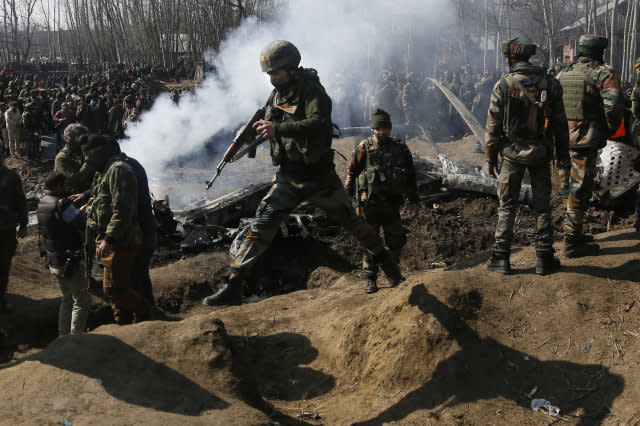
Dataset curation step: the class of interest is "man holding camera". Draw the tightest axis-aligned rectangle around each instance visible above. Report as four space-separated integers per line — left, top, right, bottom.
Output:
37 172 89 335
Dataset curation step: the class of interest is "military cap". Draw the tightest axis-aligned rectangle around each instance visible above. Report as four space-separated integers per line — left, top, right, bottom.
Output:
64 123 89 146
44 172 67 191
260 40 301 73
371 108 392 129
502 38 536 60
9 101 18 107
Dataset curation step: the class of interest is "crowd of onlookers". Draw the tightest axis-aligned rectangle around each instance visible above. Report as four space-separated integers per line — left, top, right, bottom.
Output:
0 62 189 161
331 67 501 139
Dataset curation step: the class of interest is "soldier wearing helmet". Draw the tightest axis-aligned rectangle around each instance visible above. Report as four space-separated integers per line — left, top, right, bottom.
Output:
557 35 625 257
54 123 96 194
203 40 405 306
485 38 570 275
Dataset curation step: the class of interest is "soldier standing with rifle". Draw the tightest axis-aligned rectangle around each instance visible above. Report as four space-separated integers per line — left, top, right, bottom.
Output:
203 40 404 306
485 38 570 276
557 35 625 257
345 108 419 294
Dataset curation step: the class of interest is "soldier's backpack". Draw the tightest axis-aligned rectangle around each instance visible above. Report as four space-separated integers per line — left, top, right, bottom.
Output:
500 73 551 144
498 72 553 164
558 62 604 122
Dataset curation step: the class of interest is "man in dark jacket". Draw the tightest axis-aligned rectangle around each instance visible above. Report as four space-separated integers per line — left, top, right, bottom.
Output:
37 172 89 334
0 154 27 312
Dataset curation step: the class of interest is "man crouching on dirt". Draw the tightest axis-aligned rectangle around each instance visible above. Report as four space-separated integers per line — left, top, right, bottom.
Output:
345 108 419 294
485 38 570 275
82 134 151 324
37 172 90 335
202 40 405 306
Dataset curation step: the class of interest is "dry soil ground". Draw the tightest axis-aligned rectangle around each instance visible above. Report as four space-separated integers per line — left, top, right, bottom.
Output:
0 135 639 425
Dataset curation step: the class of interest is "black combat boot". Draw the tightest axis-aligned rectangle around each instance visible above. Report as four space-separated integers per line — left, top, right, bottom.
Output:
564 235 600 258
203 276 243 306
365 276 378 294
487 253 511 274
374 248 405 286
535 250 561 275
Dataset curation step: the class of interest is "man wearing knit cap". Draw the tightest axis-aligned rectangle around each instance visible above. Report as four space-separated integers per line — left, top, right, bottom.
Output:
345 108 419 293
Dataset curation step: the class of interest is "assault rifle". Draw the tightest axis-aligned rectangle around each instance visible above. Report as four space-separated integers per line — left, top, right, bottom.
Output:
205 107 265 190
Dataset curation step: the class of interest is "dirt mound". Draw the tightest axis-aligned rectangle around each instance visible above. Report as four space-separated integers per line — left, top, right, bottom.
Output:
1 229 639 424
0 315 273 424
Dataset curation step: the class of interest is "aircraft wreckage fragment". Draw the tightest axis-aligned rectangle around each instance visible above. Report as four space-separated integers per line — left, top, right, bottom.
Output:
172 141 639 251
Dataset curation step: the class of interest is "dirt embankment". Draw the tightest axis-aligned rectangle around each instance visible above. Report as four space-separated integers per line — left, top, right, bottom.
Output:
1 135 639 424
1 228 639 424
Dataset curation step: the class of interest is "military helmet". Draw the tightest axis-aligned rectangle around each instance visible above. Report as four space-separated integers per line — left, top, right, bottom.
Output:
502 38 536 60
579 34 608 50
64 123 89 147
260 40 301 73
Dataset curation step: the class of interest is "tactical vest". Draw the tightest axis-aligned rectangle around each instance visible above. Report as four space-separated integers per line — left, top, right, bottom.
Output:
558 62 603 121
265 69 333 175
357 137 408 202
36 194 83 267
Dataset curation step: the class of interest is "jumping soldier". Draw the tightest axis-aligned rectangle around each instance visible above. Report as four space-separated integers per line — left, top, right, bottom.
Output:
557 35 625 256
203 40 404 306
345 108 419 294
485 38 570 275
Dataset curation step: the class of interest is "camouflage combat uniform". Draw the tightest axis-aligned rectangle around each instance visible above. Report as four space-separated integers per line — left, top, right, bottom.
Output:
558 54 624 243
86 153 146 324
486 62 570 262
0 162 27 307
631 58 640 229
345 135 418 285
231 68 387 276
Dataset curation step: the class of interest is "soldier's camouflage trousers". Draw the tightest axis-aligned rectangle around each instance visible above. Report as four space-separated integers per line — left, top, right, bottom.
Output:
361 205 407 281
231 170 385 277
562 149 597 237
494 160 553 256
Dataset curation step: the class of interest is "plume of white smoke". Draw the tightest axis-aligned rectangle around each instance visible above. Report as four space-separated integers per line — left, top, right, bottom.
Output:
122 0 455 209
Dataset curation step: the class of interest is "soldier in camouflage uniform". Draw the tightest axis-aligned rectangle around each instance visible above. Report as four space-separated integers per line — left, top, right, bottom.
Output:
345 108 419 293
83 134 150 324
632 57 640 230
203 40 404 306
486 38 570 275
558 35 625 257
0 154 27 312
54 123 95 195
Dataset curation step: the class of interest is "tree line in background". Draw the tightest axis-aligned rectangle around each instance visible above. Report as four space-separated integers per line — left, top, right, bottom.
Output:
471 0 638 82
0 0 637 82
